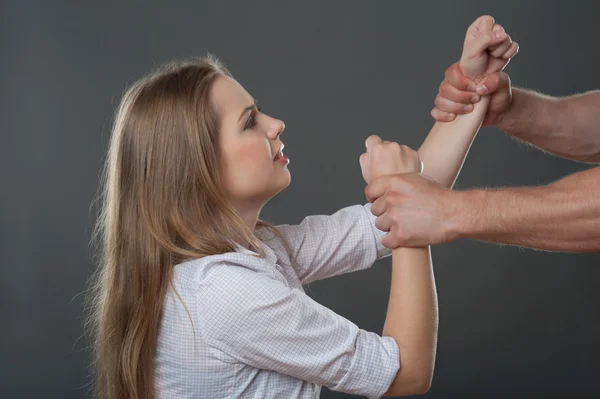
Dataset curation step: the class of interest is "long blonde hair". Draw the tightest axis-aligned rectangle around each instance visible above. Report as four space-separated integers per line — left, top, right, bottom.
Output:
85 55 282 399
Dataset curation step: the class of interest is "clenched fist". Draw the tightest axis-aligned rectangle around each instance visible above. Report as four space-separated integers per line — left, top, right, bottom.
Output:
359 135 422 185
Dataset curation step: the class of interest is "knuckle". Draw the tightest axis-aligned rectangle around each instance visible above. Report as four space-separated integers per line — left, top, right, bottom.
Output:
388 208 402 223
480 15 494 24
488 73 501 88
439 81 449 95
396 229 409 244
391 175 403 186
387 192 402 206
444 64 454 79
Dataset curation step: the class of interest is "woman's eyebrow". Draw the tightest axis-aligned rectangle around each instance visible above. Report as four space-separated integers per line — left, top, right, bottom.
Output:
238 100 258 122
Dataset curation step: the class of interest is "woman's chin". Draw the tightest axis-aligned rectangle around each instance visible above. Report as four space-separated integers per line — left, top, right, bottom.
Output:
267 174 291 201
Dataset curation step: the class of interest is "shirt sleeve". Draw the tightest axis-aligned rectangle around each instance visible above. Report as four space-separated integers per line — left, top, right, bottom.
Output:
196 262 399 399
275 202 391 284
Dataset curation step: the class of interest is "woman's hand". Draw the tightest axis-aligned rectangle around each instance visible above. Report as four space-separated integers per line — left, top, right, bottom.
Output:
459 15 519 83
432 15 519 125
359 135 421 186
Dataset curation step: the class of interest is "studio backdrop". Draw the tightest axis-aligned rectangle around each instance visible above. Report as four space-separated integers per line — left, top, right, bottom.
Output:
2 1 600 398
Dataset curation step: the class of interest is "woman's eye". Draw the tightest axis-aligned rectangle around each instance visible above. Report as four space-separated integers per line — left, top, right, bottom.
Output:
245 113 257 129
245 107 261 130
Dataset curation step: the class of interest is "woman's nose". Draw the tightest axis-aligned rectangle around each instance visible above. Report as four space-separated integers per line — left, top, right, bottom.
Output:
269 119 285 139
277 121 285 138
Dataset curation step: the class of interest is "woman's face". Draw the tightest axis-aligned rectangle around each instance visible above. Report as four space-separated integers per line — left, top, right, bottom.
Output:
213 76 290 209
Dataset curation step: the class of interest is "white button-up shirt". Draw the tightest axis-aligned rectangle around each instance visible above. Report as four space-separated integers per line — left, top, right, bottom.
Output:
155 203 399 398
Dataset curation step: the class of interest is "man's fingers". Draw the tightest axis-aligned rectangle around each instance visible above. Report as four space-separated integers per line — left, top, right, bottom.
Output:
365 175 395 203
435 94 473 114
370 193 387 217
439 79 480 105
475 71 509 95
445 62 477 92
382 230 403 249
488 75 512 111
431 107 456 122
374 212 393 233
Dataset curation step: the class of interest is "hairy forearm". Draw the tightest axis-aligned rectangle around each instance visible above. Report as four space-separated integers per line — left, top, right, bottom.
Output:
419 97 491 188
384 247 437 396
496 88 600 163
451 166 600 252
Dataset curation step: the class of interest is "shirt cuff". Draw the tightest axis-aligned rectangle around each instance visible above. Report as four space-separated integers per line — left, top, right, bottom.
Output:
332 330 400 398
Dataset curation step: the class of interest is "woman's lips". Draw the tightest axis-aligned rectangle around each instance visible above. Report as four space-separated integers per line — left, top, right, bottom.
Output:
274 155 289 164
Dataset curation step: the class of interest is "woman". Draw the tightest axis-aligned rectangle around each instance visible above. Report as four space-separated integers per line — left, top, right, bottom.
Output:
86 15 517 399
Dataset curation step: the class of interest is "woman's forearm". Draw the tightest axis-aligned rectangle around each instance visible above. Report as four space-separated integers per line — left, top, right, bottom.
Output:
418 97 491 188
383 247 436 396
383 95 491 396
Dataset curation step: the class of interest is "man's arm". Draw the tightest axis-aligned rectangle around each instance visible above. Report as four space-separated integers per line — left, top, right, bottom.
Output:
496 88 600 163
375 16 516 396
432 62 600 163
451 166 600 252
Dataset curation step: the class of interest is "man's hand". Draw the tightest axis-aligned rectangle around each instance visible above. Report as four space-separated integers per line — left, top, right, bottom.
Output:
432 62 514 126
365 173 461 248
432 15 519 126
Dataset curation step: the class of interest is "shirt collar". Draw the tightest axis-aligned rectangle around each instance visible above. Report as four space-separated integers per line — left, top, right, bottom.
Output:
231 234 278 264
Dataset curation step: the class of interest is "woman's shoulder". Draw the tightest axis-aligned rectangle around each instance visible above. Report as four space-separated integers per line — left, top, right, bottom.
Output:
172 250 276 292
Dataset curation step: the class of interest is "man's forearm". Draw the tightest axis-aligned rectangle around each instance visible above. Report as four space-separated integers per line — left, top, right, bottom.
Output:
451 166 600 252
496 88 600 163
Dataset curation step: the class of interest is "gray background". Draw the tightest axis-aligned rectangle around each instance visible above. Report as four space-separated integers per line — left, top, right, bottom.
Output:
2 1 600 398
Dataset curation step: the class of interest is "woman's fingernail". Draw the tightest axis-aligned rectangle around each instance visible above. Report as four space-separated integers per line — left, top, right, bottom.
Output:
476 85 488 95
447 113 456 120
464 104 473 112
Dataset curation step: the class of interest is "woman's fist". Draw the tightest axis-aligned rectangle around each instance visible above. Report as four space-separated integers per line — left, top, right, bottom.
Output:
360 135 422 185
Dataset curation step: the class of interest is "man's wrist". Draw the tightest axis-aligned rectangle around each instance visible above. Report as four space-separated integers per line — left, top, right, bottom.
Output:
490 87 520 130
445 189 486 240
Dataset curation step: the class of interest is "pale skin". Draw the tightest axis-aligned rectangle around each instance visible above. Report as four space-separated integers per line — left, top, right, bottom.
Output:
212 75 289 230
360 16 517 396
213 15 516 396
368 50 600 252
